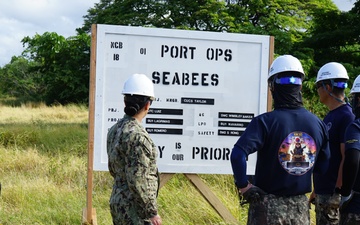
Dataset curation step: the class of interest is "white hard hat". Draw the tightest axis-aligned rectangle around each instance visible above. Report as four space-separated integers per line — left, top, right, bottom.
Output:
268 55 305 80
350 75 360 94
122 74 155 98
316 62 349 83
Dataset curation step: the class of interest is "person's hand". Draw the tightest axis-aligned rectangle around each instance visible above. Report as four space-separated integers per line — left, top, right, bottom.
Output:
150 214 162 225
340 192 353 212
239 183 266 205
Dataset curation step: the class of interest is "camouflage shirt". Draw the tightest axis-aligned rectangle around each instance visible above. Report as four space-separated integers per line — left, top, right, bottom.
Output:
107 115 159 223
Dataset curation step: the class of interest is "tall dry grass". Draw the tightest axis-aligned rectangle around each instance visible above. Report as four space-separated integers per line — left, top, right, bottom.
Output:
0 102 88 124
0 103 315 224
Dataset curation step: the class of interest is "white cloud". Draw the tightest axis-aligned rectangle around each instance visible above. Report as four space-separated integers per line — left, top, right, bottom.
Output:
0 0 99 66
333 0 355 11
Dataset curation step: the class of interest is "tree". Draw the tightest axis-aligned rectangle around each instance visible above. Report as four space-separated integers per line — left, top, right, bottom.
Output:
299 0 360 97
77 0 339 115
78 0 338 76
79 0 336 55
1 0 353 109
303 8 360 65
0 56 42 102
78 0 167 33
21 32 91 104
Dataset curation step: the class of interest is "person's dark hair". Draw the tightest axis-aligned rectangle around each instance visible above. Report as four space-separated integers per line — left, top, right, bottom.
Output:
320 78 348 96
124 94 152 116
352 93 360 119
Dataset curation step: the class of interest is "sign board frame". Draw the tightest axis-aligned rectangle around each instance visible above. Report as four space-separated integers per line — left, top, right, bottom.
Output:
92 24 272 174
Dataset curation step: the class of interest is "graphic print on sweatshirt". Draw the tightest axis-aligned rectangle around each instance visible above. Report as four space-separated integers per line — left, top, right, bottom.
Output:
278 131 316 175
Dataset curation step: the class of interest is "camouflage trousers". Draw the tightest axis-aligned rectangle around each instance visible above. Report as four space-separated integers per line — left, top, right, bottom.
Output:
110 203 152 225
340 213 360 225
314 193 340 225
247 194 309 225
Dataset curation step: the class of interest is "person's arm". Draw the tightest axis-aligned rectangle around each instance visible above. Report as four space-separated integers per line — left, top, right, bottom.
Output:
336 143 346 188
312 154 330 175
337 112 356 189
309 142 329 205
230 146 248 188
340 148 360 211
310 127 330 206
313 133 330 175
341 148 360 196
231 116 264 188
231 145 267 205
126 136 159 219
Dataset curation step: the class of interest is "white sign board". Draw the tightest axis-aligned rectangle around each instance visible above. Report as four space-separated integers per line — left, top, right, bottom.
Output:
92 24 271 174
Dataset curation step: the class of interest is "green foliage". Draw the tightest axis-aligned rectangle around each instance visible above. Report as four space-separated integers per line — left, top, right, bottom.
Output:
79 0 166 33
301 1 360 81
304 11 356 64
80 0 335 51
76 0 341 112
224 0 330 54
21 32 91 105
2 0 359 110
0 56 42 102
163 0 231 31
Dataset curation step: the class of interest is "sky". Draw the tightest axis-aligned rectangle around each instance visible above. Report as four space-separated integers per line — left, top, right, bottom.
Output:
0 0 99 66
0 0 356 67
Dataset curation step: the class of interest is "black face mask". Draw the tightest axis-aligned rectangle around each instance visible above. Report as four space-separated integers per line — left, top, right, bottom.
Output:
271 83 303 109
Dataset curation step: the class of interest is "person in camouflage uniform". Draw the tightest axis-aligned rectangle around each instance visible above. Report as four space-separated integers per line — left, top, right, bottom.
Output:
231 55 331 225
339 75 360 225
107 74 162 225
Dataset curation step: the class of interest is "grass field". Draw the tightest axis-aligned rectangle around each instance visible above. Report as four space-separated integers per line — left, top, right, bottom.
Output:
0 103 316 224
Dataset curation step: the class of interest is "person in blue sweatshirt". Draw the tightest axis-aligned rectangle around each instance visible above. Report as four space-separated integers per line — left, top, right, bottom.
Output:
339 75 360 225
231 55 330 225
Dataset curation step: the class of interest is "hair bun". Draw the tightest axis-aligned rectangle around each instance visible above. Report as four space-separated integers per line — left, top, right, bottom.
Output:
124 106 137 116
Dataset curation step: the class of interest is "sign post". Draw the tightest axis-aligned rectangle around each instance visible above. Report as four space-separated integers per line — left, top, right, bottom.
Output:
83 24 273 224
